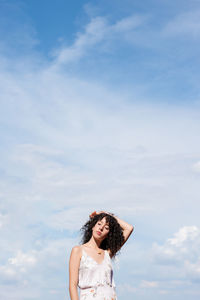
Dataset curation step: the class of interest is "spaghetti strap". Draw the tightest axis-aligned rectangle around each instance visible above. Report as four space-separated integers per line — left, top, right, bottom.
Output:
78 246 117 299
80 246 106 265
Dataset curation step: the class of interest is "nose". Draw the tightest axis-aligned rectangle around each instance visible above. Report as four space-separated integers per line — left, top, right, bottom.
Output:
99 225 103 231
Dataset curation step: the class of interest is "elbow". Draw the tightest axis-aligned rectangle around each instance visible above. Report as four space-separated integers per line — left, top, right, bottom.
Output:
129 225 134 232
124 224 134 233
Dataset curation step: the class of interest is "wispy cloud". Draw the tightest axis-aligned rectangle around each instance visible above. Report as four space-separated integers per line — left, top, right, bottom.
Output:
152 226 200 282
115 226 200 298
1 2 200 300
51 14 147 67
1 45 200 297
140 280 158 288
163 10 200 38
193 161 200 172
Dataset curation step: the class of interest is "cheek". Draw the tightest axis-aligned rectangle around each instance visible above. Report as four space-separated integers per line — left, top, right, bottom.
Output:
92 224 98 231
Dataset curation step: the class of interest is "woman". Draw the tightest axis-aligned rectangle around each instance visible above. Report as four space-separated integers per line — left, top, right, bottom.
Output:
69 211 134 300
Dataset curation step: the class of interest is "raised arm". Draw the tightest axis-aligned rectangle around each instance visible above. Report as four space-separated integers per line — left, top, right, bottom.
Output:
113 215 134 246
90 211 134 248
69 246 81 300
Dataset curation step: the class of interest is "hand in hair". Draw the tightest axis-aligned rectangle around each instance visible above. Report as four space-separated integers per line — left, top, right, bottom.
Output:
89 211 113 218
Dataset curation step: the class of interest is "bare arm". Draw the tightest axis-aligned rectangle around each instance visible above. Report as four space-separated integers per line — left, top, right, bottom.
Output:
90 211 134 250
69 246 81 300
114 214 134 246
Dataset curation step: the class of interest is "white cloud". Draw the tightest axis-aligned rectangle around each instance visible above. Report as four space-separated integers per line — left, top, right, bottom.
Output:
185 258 200 280
0 265 17 278
8 250 37 269
51 17 107 65
45 207 90 231
140 280 158 288
168 226 199 246
152 226 199 262
163 10 200 38
116 228 200 297
0 250 38 285
117 283 137 293
152 226 200 282
1 65 200 235
113 14 147 32
51 14 146 67
0 213 8 229
1 5 200 300
193 161 200 172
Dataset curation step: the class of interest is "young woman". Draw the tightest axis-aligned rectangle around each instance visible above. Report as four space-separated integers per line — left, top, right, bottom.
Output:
69 211 134 300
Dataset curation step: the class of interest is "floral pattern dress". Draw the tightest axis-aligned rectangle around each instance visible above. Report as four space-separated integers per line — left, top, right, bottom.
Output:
78 246 117 300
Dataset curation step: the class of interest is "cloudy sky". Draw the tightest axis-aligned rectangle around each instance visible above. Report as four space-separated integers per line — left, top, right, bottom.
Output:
0 0 200 299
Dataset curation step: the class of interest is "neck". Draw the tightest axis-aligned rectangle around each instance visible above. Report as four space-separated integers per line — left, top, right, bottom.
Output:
87 236 102 249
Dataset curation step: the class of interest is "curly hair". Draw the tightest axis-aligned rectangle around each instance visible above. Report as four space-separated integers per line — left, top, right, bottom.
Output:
80 212 125 258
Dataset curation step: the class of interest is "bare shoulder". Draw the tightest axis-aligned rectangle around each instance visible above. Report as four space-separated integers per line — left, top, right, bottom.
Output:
72 245 82 252
70 245 82 258
69 246 83 271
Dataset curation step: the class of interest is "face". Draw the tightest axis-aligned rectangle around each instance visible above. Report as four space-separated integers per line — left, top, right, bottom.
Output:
92 217 110 240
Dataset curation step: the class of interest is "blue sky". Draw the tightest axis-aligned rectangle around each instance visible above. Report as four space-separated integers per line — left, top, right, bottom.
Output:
0 1 200 300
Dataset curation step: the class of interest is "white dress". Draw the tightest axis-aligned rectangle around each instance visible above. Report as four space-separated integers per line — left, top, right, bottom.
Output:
78 246 117 300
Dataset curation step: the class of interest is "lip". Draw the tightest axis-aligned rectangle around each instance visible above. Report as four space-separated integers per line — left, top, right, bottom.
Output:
96 231 102 236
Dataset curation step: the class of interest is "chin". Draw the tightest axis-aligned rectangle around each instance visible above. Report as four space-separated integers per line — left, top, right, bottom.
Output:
94 233 103 240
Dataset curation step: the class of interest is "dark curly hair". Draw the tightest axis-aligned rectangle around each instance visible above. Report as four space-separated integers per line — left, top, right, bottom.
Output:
80 212 125 258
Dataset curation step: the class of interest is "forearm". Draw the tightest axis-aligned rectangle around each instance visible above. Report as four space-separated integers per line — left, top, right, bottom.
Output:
95 210 134 232
114 215 134 232
112 214 134 244
69 284 79 300
91 210 134 247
